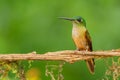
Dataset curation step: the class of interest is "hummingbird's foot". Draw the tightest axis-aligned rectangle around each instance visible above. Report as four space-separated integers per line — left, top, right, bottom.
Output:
74 48 86 55
74 50 78 54
73 48 80 54
81 51 86 55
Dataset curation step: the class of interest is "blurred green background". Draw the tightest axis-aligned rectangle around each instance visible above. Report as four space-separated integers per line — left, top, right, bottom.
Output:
0 0 120 80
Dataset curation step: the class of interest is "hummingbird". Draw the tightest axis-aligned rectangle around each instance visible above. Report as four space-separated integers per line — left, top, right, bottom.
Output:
60 16 95 74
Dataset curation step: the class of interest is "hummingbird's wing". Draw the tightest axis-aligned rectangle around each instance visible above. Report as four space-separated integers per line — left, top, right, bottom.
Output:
85 30 94 74
85 30 93 51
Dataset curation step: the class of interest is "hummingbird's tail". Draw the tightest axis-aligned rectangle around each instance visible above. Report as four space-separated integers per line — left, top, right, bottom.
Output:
86 59 94 74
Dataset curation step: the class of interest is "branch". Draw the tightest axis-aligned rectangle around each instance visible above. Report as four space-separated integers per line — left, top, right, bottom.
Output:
0 49 120 63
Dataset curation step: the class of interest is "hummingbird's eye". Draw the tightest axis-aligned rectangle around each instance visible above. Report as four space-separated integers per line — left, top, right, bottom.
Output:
77 19 83 22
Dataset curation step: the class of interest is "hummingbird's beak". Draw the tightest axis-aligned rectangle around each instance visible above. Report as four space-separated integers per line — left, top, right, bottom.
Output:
59 17 75 21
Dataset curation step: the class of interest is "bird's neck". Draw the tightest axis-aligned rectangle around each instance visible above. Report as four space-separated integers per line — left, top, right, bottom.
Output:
72 23 86 30
73 22 85 27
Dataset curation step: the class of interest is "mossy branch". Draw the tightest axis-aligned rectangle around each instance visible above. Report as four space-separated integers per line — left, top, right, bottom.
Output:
0 49 120 63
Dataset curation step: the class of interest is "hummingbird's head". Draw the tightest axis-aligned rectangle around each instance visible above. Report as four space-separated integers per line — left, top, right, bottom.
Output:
59 16 86 26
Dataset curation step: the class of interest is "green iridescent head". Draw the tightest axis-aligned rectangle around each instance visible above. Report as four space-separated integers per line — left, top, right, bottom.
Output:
59 16 86 26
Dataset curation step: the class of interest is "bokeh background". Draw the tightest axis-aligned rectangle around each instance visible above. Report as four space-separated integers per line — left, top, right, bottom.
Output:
0 0 120 80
